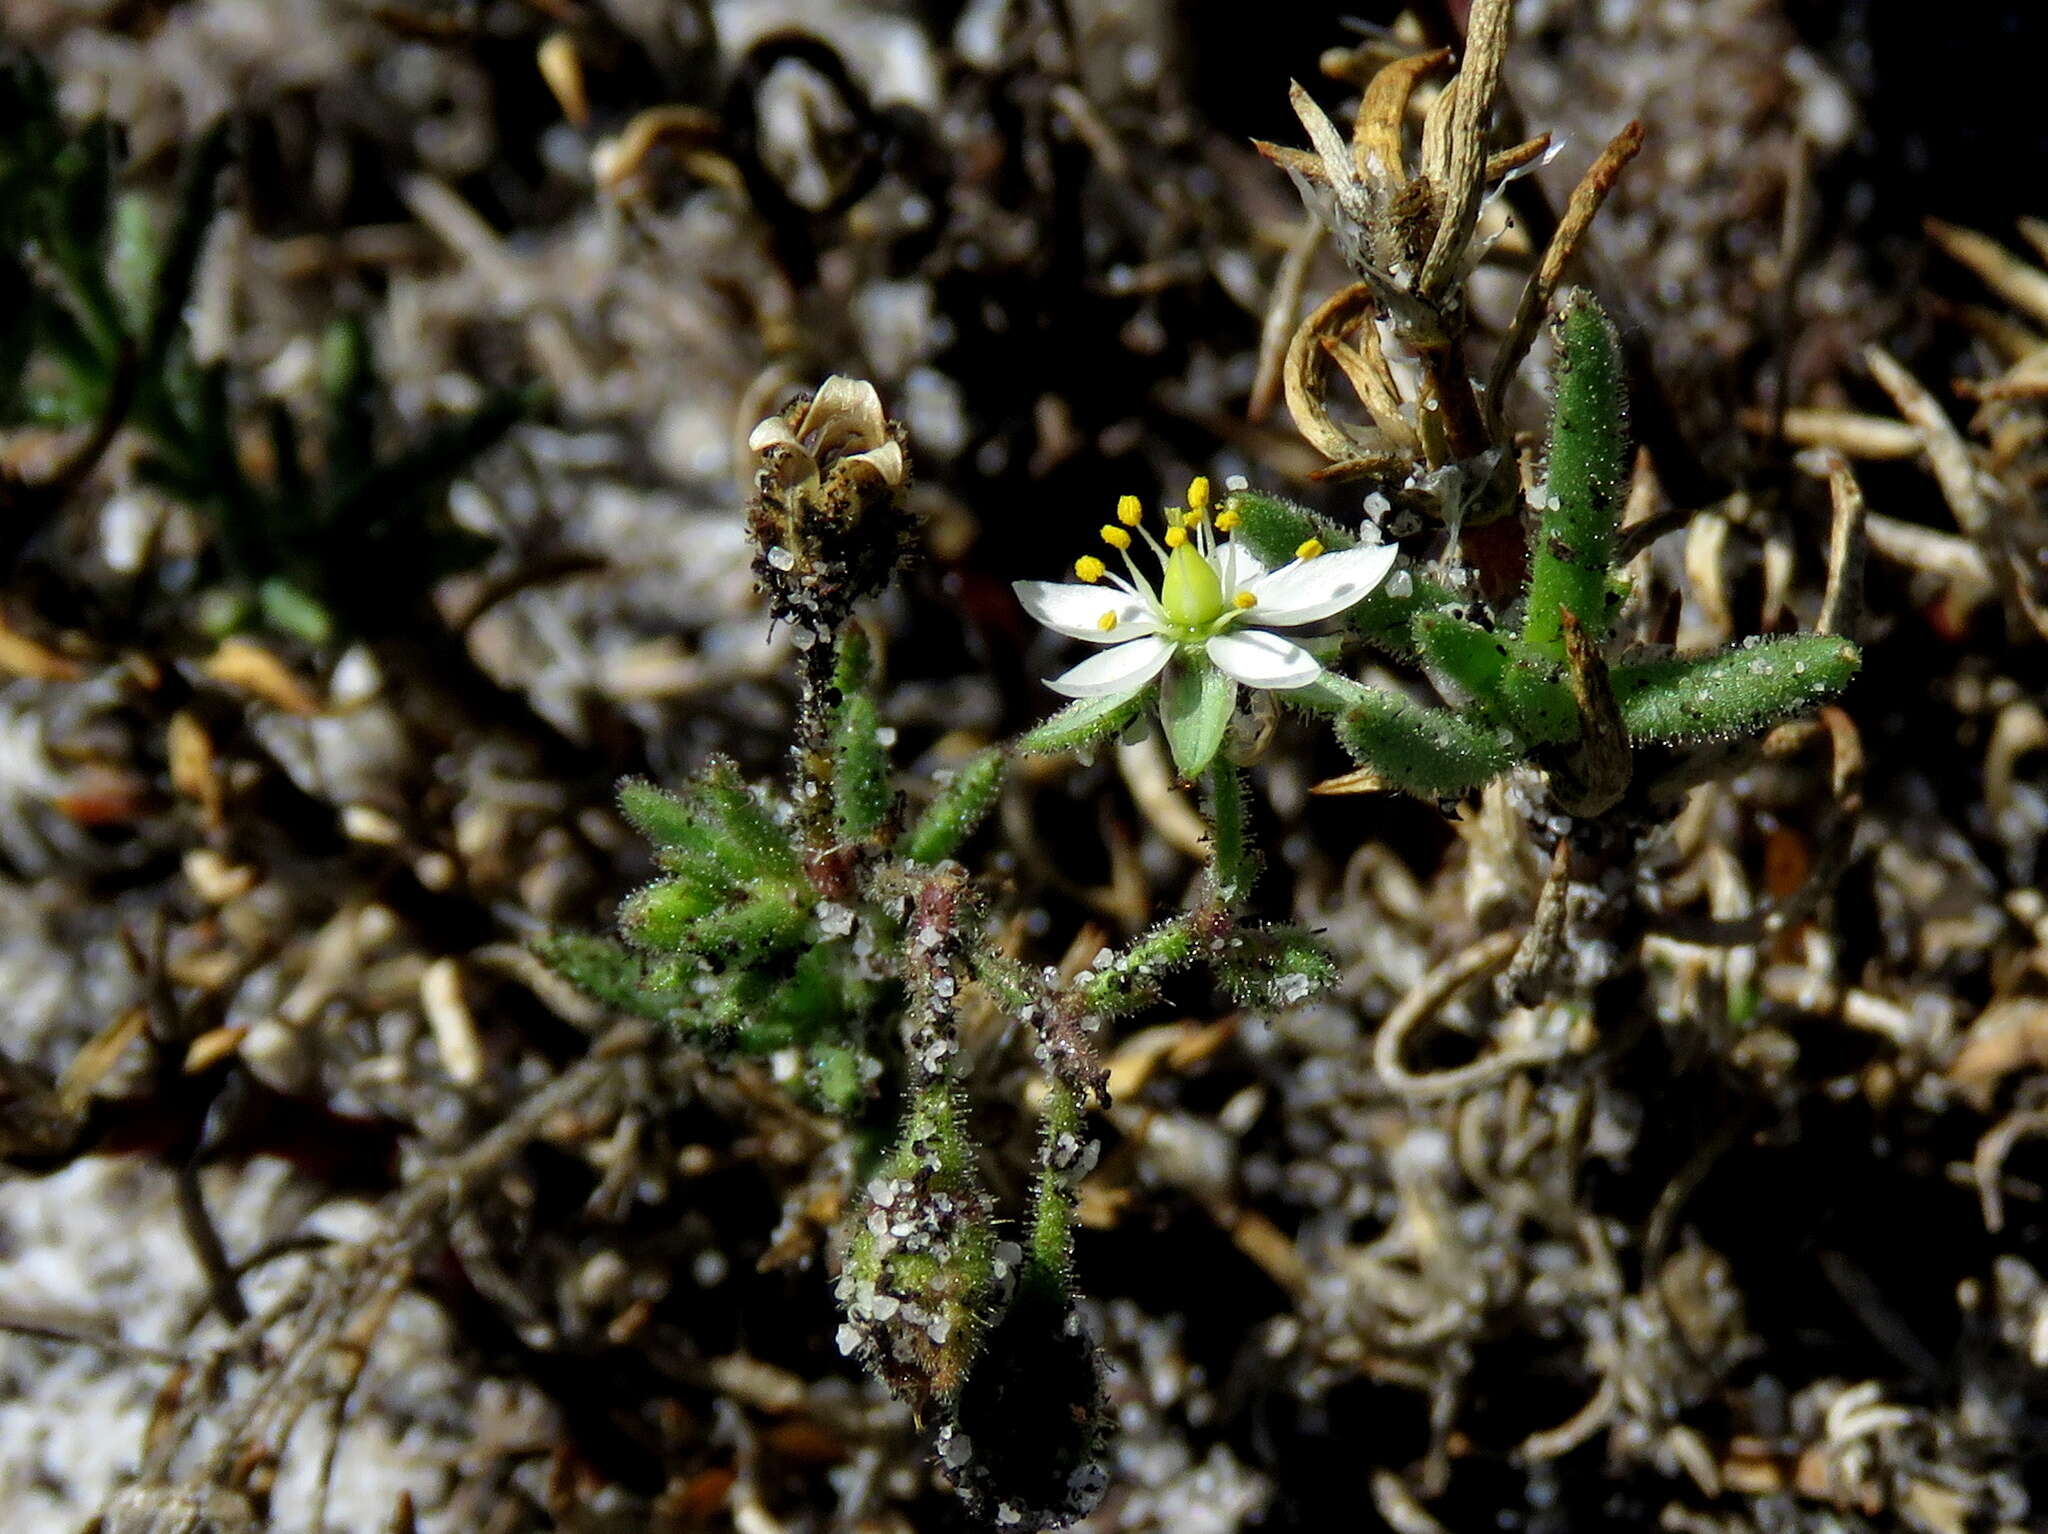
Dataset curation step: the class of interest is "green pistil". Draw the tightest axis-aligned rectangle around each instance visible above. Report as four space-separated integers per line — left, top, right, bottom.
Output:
1160 543 1224 627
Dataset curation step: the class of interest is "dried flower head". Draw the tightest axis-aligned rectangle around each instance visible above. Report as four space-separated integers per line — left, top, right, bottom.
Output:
1255 0 1538 333
748 374 907 495
747 376 914 633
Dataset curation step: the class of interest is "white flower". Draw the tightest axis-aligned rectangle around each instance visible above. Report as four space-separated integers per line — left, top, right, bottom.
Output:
1013 479 1399 715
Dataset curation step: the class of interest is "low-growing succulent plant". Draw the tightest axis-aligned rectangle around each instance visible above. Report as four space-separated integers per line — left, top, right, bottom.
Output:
541 377 1338 1528
544 24 1863 1520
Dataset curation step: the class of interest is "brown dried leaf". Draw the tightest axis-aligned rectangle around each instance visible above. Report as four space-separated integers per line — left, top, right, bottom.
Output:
1926 218 2048 330
0 616 82 681
204 638 326 716
1355 47 1452 181
1489 120 1645 416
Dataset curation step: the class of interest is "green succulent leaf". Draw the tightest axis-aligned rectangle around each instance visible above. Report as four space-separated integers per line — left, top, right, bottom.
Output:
1337 687 1520 799
1613 634 1862 744
528 932 683 1022
678 892 813 968
1016 685 1153 757
1497 649 1581 745
1075 915 1200 1018
904 747 1005 865
1217 924 1339 1008
618 874 723 951
1523 289 1630 657
1415 612 1513 711
1205 759 1257 907
830 626 894 841
942 1077 1109 1530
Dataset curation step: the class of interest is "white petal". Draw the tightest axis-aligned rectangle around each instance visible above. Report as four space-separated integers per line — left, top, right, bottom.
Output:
1014 581 1161 643
1205 628 1322 690
1216 540 1267 589
1047 635 1174 698
1245 542 1400 626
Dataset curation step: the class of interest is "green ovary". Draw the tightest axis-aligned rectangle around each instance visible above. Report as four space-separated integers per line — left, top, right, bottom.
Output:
1160 544 1223 628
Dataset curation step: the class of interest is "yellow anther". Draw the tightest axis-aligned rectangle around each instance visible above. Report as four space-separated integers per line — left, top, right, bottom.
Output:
1232 591 1257 610
1116 494 1143 527
1214 509 1241 532
1097 611 1119 631
1074 555 1106 583
1187 476 1211 513
1295 538 1325 561
1164 525 1190 549
1100 525 1132 550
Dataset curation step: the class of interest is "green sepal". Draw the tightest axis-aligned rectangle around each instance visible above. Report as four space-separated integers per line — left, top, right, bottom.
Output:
1225 488 1346 569
1337 689 1519 799
1016 685 1153 756
904 748 1005 865
1612 634 1862 744
1160 653 1234 777
1523 289 1629 657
